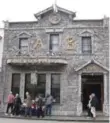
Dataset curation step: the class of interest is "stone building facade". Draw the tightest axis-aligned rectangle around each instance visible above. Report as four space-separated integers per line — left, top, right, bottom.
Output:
0 6 109 116
0 26 4 111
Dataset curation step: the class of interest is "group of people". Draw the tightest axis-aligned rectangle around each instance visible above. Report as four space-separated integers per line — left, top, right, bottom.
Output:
5 91 54 118
87 93 98 120
3 91 98 119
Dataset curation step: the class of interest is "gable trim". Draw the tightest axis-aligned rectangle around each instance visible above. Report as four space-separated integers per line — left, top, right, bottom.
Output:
17 32 32 38
75 59 109 72
34 5 76 19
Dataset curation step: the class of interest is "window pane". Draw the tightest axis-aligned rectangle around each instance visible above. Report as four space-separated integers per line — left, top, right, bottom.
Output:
82 37 91 45
50 34 59 52
52 45 59 52
82 37 91 53
25 74 46 99
51 74 60 103
20 38 28 47
25 73 31 98
50 35 59 42
19 38 28 54
25 73 31 83
36 74 46 97
20 46 28 54
38 74 46 83
83 45 90 51
52 40 59 45
51 74 60 84
11 73 20 95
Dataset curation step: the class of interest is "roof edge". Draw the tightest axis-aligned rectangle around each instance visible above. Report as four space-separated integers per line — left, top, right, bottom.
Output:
34 5 76 19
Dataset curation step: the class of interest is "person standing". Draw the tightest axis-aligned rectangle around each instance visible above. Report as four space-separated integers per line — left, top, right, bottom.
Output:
45 94 53 116
36 94 44 118
91 93 98 120
5 91 15 115
87 94 93 118
13 93 22 116
31 100 37 116
25 92 32 117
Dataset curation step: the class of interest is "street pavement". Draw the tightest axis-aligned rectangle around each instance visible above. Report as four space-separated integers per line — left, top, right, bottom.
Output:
0 118 109 123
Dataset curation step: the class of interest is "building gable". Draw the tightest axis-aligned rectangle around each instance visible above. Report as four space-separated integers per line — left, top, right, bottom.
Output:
34 5 76 26
75 59 109 73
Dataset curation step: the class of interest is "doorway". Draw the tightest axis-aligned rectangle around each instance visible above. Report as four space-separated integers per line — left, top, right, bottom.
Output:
81 74 103 111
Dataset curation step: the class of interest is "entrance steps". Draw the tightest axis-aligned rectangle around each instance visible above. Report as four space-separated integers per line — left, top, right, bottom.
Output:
83 111 105 116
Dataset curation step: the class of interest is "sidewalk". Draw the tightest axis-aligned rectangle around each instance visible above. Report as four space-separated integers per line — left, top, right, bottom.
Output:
0 113 109 122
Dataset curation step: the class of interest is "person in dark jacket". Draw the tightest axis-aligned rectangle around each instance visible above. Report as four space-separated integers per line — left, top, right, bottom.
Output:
13 93 22 116
36 94 44 118
90 93 98 119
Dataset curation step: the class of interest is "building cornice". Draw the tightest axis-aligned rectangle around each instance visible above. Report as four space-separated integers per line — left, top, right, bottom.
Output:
5 26 105 31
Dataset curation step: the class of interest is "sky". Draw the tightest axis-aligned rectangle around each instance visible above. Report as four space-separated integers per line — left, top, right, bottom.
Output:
0 0 110 27
0 0 110 67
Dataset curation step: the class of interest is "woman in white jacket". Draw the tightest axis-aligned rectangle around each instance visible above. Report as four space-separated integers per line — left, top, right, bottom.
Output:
87 94 93 117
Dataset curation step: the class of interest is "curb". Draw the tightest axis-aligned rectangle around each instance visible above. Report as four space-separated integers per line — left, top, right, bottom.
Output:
0 115 109 122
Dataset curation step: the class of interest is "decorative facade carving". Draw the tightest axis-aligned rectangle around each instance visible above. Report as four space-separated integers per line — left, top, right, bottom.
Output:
18 32 31 38
79 30 94 37
49 13 61 24
84 64 102 72
66 37 75 50
33 39 43 50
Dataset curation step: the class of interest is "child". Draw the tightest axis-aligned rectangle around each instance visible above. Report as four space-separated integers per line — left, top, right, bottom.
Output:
31 100 37 116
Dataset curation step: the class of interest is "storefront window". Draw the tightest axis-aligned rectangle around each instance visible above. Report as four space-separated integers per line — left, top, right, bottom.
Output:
51 74 60 103
25 73 31 98
36 74 46 97
25 73 46 99
11 73 20 95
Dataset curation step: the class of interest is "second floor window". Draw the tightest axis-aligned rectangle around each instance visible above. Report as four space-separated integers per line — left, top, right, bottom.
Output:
19 38 28 54
82 36 92 54
49 34 59 52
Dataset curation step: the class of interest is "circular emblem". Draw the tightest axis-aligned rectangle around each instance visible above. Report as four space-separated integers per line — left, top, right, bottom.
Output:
49 13 61 24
